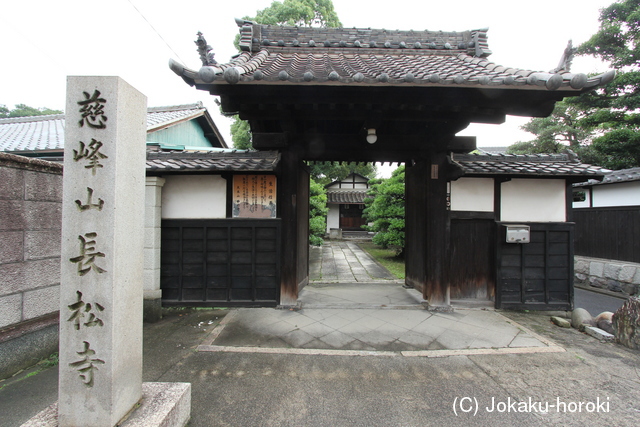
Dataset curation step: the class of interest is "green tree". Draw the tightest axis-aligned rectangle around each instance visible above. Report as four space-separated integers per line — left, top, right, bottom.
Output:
230 116 252 149
231 0 342 148
507 101 592 155
570 0 640 169
252 0 342 27
0 103 62 118
507 0 640 169
362 167 405 257
309 162 377 186
309 179 329 246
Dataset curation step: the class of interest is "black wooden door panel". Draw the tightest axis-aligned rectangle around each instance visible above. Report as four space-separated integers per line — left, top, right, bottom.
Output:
161 219 281 306
496 223 573 310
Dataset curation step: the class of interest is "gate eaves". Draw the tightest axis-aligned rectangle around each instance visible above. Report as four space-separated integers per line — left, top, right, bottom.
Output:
170 23 613 163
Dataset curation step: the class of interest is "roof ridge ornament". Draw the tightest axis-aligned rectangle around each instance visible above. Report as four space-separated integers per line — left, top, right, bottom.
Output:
195 32 217 66
551 40 576 73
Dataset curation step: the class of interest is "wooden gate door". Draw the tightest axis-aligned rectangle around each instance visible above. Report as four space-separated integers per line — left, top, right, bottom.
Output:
161 219 281 306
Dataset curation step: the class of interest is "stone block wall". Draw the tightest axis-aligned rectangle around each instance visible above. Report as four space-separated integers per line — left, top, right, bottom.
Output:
0 153 62 378
575 255 640 298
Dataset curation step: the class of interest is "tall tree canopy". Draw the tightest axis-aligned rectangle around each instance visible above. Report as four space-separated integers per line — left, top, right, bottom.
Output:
507 101 589 155
251 0 342 27
571 0 640 169
0 104 62 118
507 0 640 170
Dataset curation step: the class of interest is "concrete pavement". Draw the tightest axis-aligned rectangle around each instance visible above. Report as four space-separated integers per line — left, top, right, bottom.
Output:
5 307 639 427
2 241 640 426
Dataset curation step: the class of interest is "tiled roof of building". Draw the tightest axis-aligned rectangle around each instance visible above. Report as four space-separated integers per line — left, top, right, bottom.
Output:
170 22 614 92
146 102 208 132
146 150 280 172
451 152 607 178
477 146 508 155
574 167 640 187
0 114 65 152
0 103 226 152
326 190 368 204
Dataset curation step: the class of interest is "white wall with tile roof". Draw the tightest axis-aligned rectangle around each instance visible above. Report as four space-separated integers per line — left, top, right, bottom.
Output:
591 181 640 208
450 177 494 212
161 174 226 219
500 179 566 222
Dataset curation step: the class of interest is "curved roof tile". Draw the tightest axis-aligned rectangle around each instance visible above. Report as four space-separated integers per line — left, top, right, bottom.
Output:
326 190 368 204
574 167 640 187
171 22 614 92
452 152 608 178
146 151 280 172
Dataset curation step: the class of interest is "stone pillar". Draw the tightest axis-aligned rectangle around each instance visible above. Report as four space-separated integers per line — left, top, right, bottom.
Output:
144 176 165 322
59 77 147 426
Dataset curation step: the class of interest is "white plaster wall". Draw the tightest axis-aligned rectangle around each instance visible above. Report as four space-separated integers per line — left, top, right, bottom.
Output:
326 205 340 232
450 177 494 212
501 179 566 222
161 175 227 219
326 175 369 191
329 183 369 191
592 181 640 207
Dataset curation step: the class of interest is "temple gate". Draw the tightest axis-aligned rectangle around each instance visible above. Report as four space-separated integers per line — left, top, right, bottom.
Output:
170 21 612 310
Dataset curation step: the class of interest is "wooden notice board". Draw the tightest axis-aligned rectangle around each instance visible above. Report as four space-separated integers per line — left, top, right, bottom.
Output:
232 175 277 218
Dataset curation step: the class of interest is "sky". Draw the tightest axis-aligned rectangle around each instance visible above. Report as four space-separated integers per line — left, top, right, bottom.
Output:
0 0 613 176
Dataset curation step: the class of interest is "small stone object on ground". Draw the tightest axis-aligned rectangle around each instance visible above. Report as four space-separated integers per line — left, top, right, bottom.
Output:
595 311 614 335
612 297 640 350
551 316 571 328
571 308 595 331
584 326 615 342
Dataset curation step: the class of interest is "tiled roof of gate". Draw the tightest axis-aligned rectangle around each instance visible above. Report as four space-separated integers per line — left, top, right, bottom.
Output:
326 190 368 204
170 22 614 92
451 152 608 178
146 151 280 172
0 103 225 152
574 167 640 187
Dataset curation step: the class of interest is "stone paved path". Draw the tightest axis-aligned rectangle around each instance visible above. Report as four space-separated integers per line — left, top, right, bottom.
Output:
309 241 397 282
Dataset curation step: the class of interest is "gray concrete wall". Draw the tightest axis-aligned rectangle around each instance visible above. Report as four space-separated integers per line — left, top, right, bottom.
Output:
575 255 640 298
0 153 62 378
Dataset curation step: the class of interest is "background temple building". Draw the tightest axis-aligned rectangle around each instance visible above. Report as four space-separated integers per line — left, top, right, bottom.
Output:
325 173 370 235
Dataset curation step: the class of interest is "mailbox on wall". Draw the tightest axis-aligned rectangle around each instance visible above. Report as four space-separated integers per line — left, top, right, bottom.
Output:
504 224 530 243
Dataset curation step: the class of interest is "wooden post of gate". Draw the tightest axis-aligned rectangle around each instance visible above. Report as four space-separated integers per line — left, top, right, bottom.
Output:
425 152 452 310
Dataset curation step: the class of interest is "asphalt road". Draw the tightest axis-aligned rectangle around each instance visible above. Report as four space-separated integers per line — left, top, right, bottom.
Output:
574 287 627 315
